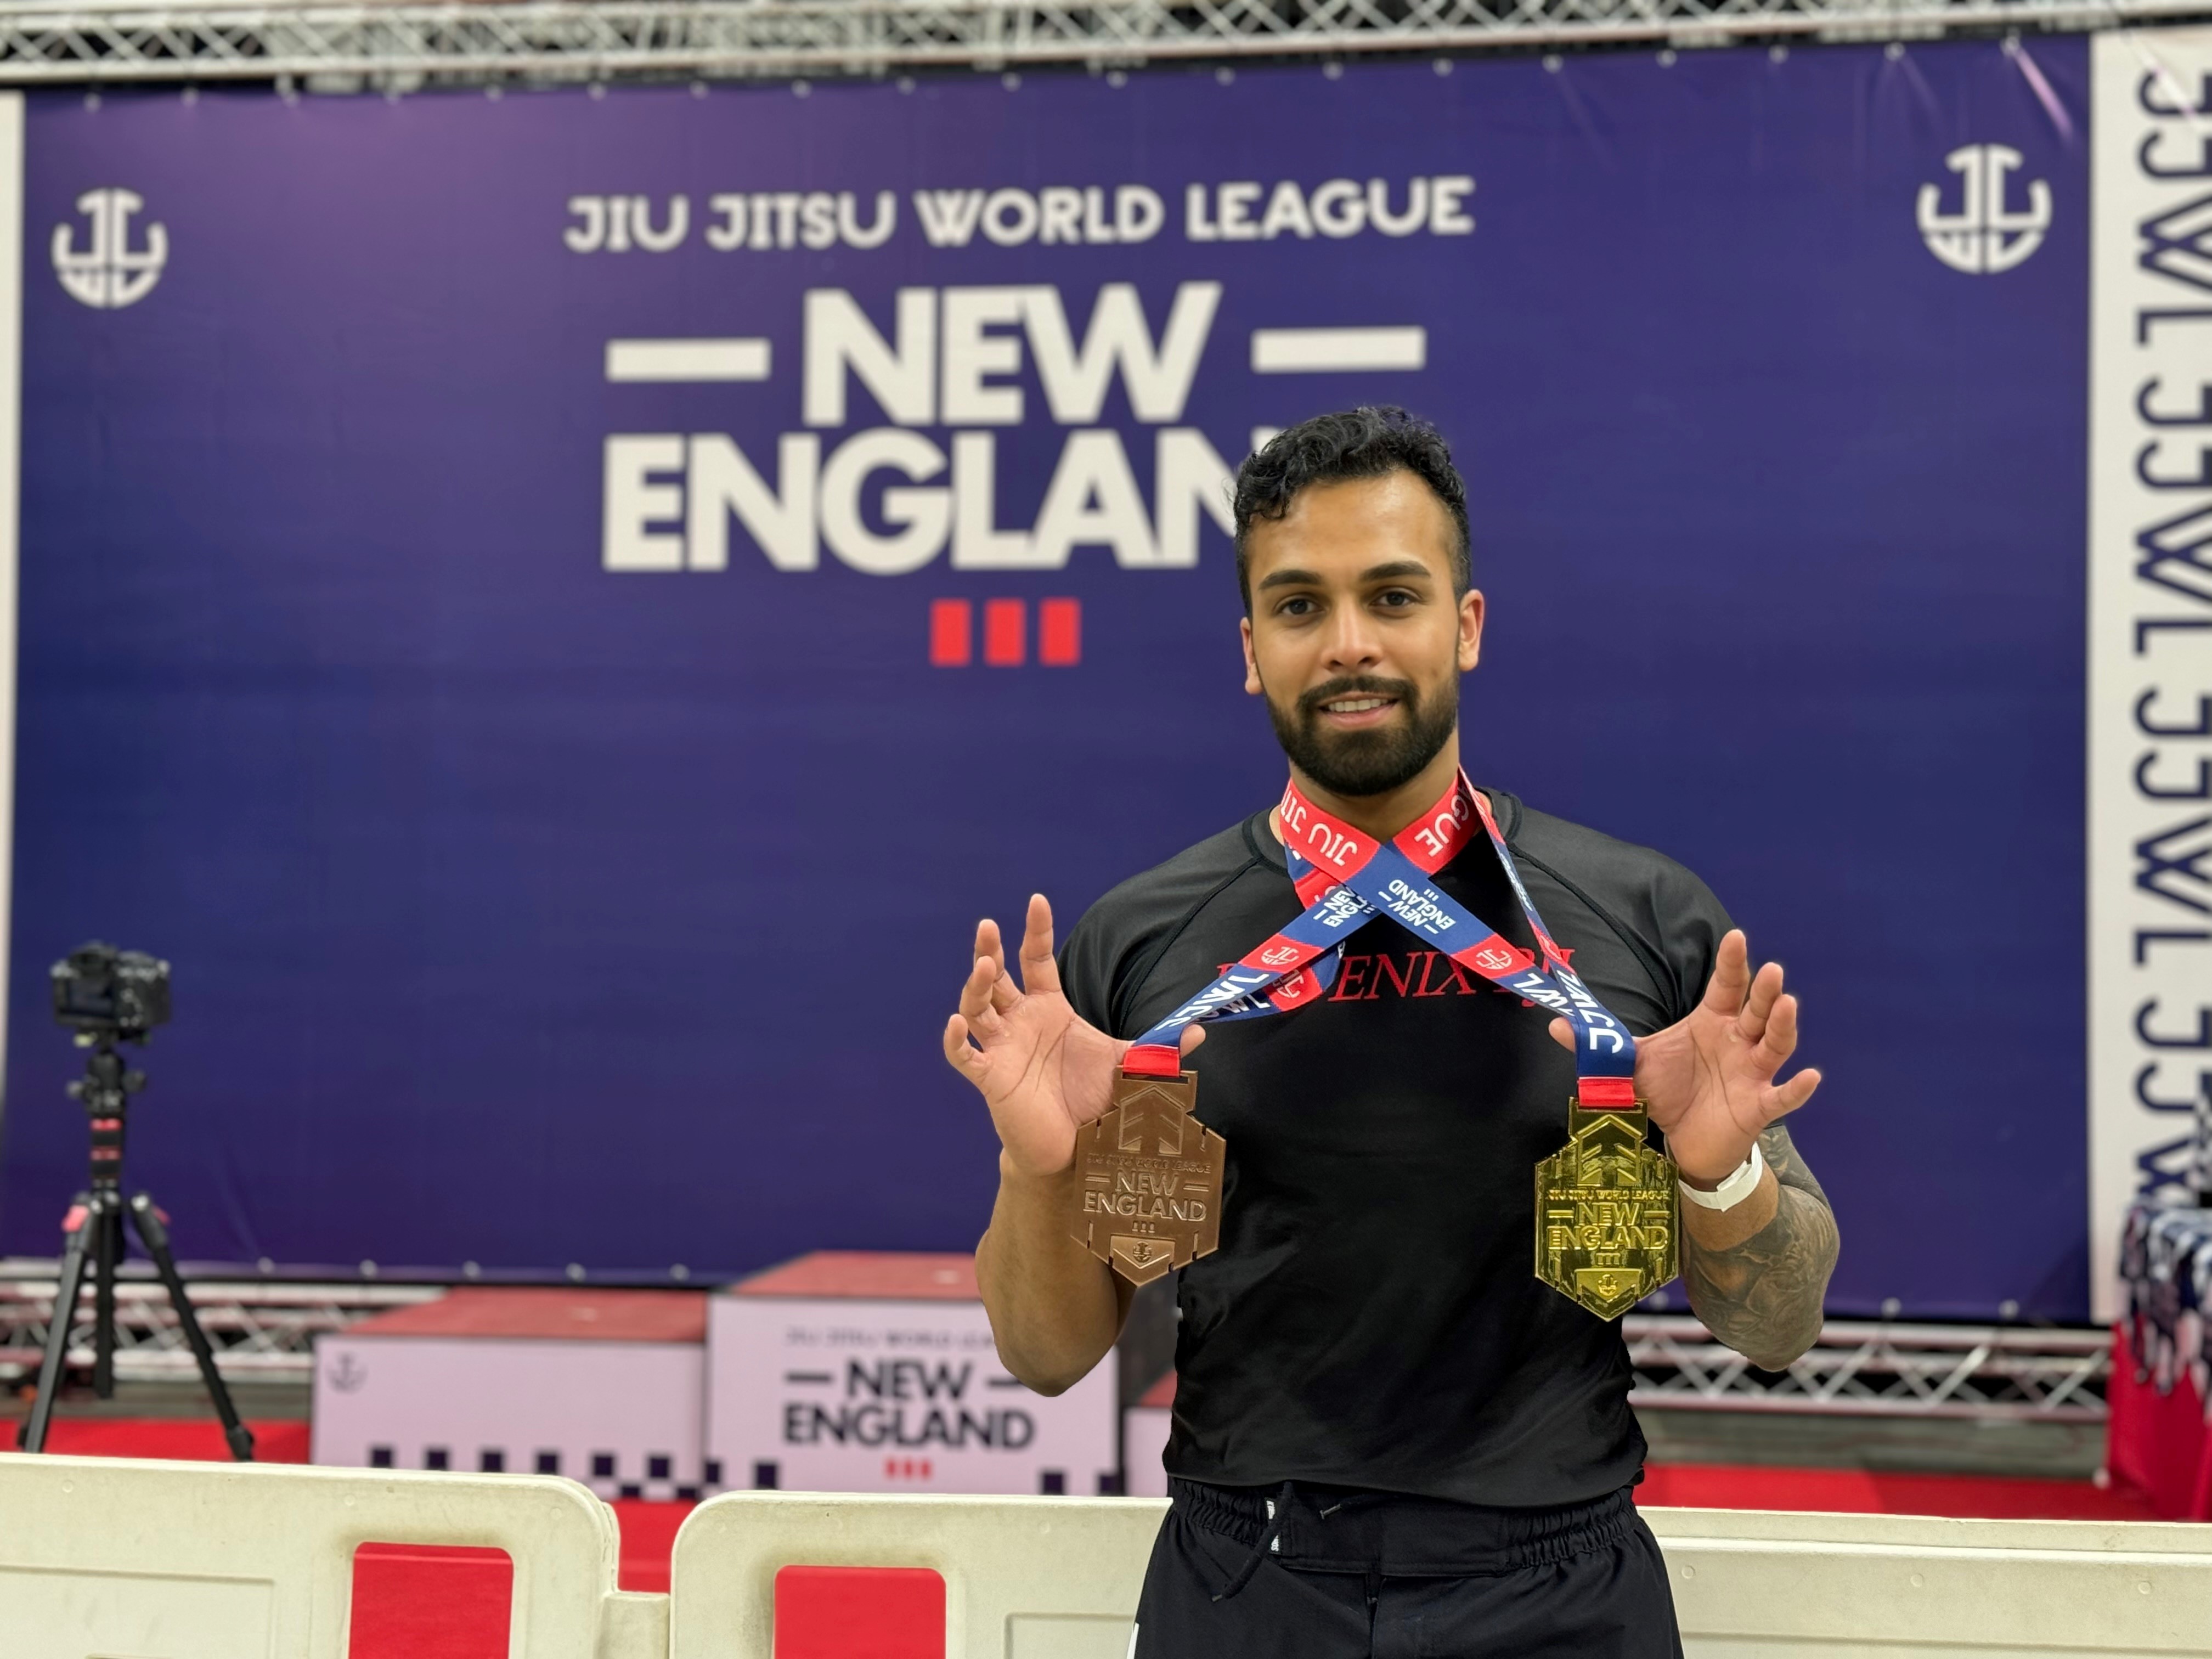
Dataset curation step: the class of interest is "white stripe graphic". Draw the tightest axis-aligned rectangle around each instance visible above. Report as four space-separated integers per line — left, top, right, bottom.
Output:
0 94 20 1081
2086 30 2212 1317
1250 326 1426 374
605 338 771 383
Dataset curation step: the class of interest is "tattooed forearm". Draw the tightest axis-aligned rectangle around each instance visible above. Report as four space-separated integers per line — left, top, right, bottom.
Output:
1678 1125 1840 1371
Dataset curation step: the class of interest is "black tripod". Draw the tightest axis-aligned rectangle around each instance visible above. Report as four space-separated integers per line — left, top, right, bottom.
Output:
17 1031 253 1459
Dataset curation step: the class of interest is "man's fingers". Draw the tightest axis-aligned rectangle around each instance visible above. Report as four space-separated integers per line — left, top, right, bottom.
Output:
1737 961 1786 1043
1018 893 1063 997
1753 991 1800 1071
975 918 1007 980
943 1014 986 1084
958 950 1001 1025
970 916 1022 1014
988 961 1022 1015
1764 1066 1821 1120
1699 929 1752 1015
1547 1016 1575 1052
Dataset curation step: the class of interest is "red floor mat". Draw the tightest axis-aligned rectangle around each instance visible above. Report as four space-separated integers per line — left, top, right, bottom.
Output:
21 1417 311 1462
1637 1461 2160 1520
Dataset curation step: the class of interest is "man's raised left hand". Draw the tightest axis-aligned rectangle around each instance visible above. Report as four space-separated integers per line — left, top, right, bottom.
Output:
1549 929 1819 1185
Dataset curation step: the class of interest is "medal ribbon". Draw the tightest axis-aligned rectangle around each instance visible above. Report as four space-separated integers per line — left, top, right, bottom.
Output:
1121 774 1641 1109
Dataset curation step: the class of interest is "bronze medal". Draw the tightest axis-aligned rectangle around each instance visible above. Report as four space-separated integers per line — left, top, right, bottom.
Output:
1071 1070 1225 1286
1534 1099 1680 1319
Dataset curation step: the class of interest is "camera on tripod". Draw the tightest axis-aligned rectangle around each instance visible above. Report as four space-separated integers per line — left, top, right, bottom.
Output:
52 942 170 1044
16 940 251 1462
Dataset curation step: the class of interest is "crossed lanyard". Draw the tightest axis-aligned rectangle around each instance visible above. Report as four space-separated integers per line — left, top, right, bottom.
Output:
1120 773 1640 1109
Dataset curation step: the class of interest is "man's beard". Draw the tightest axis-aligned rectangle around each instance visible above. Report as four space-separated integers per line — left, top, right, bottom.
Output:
1263 672 1458 798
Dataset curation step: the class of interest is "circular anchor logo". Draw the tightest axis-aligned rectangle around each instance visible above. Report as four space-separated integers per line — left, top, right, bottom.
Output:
53 187 167 308
326 1352 369 1393
1917 144 2051 274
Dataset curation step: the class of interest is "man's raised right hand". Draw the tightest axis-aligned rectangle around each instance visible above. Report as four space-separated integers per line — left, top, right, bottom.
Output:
942 894 1200 1180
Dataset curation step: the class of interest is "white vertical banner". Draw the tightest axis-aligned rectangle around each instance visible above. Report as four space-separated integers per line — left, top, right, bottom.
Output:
0 91 21 1128
2090 31 2212 1322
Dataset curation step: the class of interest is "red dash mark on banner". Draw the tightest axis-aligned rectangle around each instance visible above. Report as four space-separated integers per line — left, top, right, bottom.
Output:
929 599 972 667
1038 598 1082 665
983 599 1026 667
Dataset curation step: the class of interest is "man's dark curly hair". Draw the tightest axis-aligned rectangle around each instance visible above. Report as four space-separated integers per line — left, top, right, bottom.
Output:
1232 407 1471 614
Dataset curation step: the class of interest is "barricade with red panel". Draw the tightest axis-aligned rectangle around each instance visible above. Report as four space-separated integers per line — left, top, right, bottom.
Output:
12 1461 2212 1656
670 1491 1163 1659
0 1450 664 1659
667 1492 2212 1658
1647 1506 2212 1654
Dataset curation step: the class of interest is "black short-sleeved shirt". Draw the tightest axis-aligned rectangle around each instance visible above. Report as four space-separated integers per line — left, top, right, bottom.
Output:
1058 788 1733 1509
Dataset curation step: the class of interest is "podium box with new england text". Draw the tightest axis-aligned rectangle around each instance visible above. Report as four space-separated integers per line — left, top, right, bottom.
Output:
312 1287 711 1500
706 1251 1118 1496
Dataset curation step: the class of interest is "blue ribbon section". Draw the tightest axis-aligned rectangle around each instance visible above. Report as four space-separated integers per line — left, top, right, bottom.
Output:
1123 781 1640 1097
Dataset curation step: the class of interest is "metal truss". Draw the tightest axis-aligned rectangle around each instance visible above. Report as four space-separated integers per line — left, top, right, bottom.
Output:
0 0 2204 88
0 1263 439 1385
1625 1314 2112 1421
0 1263 2117 1420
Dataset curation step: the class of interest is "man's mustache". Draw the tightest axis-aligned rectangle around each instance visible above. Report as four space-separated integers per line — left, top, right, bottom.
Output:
1295 676 1420 719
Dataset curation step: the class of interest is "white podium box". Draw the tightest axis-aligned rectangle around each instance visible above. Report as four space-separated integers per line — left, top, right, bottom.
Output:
312 1287 711 1501
1123 1371 1174 1499
706 1252 1118 1497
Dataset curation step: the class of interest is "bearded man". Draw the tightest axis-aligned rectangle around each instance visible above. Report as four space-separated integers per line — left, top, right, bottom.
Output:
943 406 1840 1659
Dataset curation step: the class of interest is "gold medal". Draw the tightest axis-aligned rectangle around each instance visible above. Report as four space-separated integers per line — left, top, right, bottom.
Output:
1071 1070 1226 1286
1534 1099 1680 1319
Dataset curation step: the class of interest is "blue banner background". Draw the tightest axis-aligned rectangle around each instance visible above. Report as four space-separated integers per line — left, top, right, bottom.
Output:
3 40 2089 1317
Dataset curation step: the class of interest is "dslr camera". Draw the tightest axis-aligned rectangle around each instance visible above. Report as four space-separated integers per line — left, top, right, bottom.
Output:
52 942 171 1042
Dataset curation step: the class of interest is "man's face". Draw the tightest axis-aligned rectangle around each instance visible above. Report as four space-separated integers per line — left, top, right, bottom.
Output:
1240 470 1483 798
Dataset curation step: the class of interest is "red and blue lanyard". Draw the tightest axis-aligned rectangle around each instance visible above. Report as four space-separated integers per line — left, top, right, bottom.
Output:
1120 774 1640 1109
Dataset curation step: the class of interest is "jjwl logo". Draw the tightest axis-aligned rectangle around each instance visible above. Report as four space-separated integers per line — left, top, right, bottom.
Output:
326 1353 369 1393
1917 145 2051 275
53 188 167 309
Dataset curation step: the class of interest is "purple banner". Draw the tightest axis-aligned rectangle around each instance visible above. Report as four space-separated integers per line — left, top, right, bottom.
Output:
4 41 2087 1316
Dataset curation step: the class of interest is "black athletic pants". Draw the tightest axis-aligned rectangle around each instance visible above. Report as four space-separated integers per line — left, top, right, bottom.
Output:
1132 1478 1685 1659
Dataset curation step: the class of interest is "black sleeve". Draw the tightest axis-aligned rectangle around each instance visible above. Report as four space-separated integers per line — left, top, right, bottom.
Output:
1647 858 1735 1025
1509 801 1734 1030
1057 905 1122 1036
1052 819 1266 1040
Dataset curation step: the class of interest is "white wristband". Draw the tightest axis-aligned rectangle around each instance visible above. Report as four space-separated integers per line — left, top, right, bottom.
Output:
1679 1142 1765 1211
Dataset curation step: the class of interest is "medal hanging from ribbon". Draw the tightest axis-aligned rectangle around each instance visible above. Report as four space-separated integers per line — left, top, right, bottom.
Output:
1071 774 1679 1316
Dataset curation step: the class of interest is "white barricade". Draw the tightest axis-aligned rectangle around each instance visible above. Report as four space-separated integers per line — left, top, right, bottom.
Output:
1647 1506 2212 1657
0 1451 667 1659
670 1494 2212 1659
14 1464 2212 1659
669 1492 1166 1659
